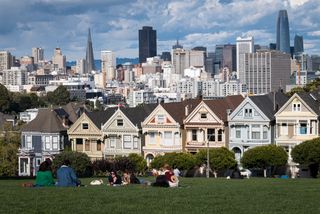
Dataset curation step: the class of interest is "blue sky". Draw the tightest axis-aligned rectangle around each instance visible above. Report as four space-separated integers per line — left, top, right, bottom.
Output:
0 0 319 60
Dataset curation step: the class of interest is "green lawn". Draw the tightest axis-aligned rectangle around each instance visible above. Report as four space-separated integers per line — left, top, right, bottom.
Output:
0 178 320 214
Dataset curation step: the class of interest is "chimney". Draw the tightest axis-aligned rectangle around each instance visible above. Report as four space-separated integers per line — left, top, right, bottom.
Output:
185 105 189 116
226 109 232 115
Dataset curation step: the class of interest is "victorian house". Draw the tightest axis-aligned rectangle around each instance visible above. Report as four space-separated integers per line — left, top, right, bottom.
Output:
102 104 156 158
68 110 114 160
275 92 320 174
18 108 71 176
142 100 200 164
184 95 244 154
228 92 288 162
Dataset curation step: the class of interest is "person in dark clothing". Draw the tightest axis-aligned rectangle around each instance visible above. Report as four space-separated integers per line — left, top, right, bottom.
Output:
108 171 122 186
152 175 169 187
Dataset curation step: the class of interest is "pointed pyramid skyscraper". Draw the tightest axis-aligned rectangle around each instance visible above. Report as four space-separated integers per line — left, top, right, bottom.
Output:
86 28 95 73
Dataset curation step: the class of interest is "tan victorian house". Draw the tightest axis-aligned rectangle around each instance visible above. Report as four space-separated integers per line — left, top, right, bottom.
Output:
68 111 114 160
184 95 244 153
275 92 320 175
142 99 200 164
102 105 156 158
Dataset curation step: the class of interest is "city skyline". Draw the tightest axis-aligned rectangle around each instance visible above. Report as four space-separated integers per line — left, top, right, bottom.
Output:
0 0 319 60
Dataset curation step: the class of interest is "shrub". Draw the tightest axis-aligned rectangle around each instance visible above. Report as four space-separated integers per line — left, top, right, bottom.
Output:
128 153 147 174
0 143 19 176
53 151 93 177
291 137 320 178
195 147 237 177
92 159 113 176
151 152 197 170
241 145 288 177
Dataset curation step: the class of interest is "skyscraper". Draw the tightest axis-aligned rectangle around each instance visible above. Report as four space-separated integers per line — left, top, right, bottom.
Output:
52 48 66 73
0 51 12 71
294 34 304 55
139 26 157 63
236 36 254 80
276 10 290 54
86 28 95 73
32 47 44 64
101 50 116 81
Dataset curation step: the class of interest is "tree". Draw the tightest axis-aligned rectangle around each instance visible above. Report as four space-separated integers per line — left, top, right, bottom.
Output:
128 153 147 174
291 137 320 178
52 151 93 177
241 145 288 177
0 142 19 176
151 152 197 171
47 86 70 106
286 87 305 97
0 84 11 113
196 147 237 177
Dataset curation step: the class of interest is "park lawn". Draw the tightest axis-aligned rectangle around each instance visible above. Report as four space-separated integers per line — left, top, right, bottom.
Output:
0 178 320 214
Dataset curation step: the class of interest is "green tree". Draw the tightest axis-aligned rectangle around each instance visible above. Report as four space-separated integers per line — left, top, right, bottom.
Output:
52 151 93 177
0 84 11 113
241 145 288 177
128 153 147 174
196 147 237 177
0 142 19 176
47 86 70 105
151 152 197 171
286 87 305 97
291 137 320 178
95 99 103 111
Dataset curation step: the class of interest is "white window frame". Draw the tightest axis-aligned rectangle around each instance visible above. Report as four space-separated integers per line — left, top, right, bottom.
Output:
45 136 51 150
157 115 165 124
133 137 138 149
26 136 32 149
110 138 116 148
292 103 301 112
149 132 156 144
123 135 132 149
117 119 124 127
164 131 172 145
280 123 288 136
36 158 42 167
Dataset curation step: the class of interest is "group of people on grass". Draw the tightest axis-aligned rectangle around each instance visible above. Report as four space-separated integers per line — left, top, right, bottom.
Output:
34 159 179 188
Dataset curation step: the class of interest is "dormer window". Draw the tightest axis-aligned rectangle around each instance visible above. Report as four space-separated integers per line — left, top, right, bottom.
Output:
82 123 88 129
293 103 301 112
200 113 207 119
157 115 165 124
244 109 253 117
117 119 123 126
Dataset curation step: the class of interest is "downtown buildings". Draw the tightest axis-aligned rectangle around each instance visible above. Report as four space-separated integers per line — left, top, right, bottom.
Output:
139 26 157 63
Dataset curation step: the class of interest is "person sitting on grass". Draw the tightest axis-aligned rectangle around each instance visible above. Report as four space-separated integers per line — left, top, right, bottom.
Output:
56 159 81 187
108 171 122 186
34 161 55 187
163 164 179 188
122 171 141 185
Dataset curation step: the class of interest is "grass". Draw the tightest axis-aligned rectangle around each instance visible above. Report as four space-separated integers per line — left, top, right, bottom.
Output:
0 178 320 214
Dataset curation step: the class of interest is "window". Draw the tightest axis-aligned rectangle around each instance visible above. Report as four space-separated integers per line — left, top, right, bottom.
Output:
45 137 50 150
157 115 165 124
26 136 32 149
149 132 156 144
117 119 123 127
244 109 252 117
192 130 197 141
53 137 58 150
200 113 207 119
280 123 288 135
163 131 172 145
97 141 101 151
133 137 138 149
263 126 268 139
207 129 215 141
252 131 260 139
235 126 241 138
82 123 88 129
123 135 132 149
299 121 307 134
36 158 42 167
85 140 90 151
293 103 301 112
218 129 223 141
110 138 116 148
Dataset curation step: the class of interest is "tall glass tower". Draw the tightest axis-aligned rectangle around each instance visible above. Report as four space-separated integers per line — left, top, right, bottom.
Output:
139 26 157 63
294 34 304 54
276 10 290 54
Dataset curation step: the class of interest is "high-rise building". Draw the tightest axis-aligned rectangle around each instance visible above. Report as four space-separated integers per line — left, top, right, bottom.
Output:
86 28 95 73
172 40 183 50
2 67 27 86
241 50 291 94
0 51 12 71
222 44 236 72
172 49 205 75
32 47 44 64
139 26 157 63
294 34 304 55
236 36 254 80
276 10 290 54
101 50 116 81
214 45 223 73
76 59 86 75
52 48 66 73
161 52 171 61
205 52 215 75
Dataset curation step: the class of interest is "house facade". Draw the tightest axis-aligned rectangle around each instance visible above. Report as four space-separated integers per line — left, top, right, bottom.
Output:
275 92 320 175
102 105 156 158
184 95 244 154
228 92 288 162
142 100 200 164
18 109 70 176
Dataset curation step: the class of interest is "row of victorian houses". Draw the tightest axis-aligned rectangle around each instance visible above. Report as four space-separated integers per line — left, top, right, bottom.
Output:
18 90 320 176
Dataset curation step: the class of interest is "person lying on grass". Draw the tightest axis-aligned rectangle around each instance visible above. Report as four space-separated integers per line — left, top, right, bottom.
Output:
152 164 179 188
108 171 122 186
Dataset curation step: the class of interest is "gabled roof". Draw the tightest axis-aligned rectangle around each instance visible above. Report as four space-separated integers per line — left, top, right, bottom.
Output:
161 99 201 124
203 95 244 122
62 102 90 124
86 108 117 129
296 91 320 115
21 108 67 133
250 91 289 120
121 103 157 128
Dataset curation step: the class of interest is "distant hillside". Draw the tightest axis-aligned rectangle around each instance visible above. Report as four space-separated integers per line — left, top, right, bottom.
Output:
66 58 139 71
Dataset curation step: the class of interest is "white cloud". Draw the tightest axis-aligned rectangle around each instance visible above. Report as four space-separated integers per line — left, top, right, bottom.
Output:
307 31 320 37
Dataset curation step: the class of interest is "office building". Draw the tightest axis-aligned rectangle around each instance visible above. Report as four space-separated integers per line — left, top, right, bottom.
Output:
101 50 116 81
172 49 205 75
1 67 27 86
242 50 291 94
0 51 12 71
139 26 157 63
236 36 254 80
222 44 236 72
75 59 86 75
276 10 290 54
32 47 44 64
52 48 66 73
294 35 304 55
